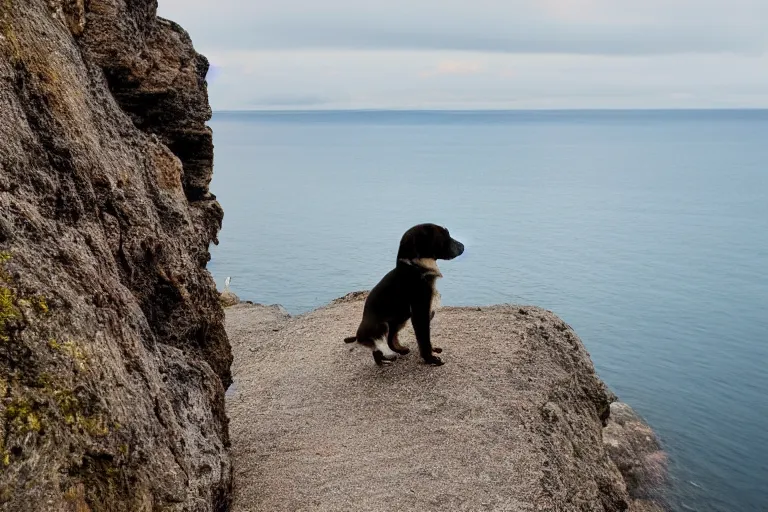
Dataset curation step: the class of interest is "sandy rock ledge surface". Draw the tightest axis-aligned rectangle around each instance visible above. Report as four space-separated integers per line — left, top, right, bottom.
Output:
225 292 667 512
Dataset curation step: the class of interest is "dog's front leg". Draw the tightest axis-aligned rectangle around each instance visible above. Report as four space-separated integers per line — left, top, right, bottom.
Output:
428 310 442 354
411 296 443 366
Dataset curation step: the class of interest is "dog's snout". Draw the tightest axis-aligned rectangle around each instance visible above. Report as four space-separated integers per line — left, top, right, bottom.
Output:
449 238 465 258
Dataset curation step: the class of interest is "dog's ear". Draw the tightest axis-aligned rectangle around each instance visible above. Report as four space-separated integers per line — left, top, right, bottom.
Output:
397 224 440 260
397 228 420 260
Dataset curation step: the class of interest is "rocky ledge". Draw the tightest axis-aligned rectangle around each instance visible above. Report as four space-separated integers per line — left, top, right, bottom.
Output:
225 292 668 512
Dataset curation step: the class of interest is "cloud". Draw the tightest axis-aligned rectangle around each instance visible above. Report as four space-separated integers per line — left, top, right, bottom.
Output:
245 94 340 108
421 60 485 77
155 1 768 109
194 49 768 110
159 0 768 56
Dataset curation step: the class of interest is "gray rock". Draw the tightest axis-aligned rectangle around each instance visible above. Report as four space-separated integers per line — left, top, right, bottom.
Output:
603 402 669 506
219 291 241 308
0 1 231 510
224 296 654 511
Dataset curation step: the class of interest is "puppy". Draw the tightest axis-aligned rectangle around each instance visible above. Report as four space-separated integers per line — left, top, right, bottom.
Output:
344 223 464 366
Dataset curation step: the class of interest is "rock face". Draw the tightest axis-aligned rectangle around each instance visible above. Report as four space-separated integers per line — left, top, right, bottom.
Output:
1 1 231 510
603 402 669 511
225 293 667 512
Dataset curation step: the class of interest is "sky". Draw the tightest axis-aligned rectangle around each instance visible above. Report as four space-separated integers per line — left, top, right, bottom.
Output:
156 0 768 110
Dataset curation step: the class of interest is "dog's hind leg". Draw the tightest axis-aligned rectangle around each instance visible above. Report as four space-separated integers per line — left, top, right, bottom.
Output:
389 333 410 355
372 334 398 365
387 321 410 355
369 323 397 365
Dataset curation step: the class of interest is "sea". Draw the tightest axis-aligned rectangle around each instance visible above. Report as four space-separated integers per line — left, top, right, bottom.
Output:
207 109 768 511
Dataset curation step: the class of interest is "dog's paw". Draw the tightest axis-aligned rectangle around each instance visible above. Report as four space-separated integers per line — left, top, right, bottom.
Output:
373 350 396 366
394 347 410 355
432 346 443 354
423 355 444 366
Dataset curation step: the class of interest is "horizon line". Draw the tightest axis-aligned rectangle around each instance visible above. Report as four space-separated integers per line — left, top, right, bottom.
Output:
212 107 768 113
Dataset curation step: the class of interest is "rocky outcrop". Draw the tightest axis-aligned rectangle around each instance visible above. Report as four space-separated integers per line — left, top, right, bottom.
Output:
225 293 668 511
219 291 240 308
603 402 669 511
1 1 231 510
218 278 240 308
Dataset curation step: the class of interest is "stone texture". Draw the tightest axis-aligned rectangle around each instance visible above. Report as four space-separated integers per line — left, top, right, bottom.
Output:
0 1 231 510
603 402 669 508
219 291 240 308
225 295 665 511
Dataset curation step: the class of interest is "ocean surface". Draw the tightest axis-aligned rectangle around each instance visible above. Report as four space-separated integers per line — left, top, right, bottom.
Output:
207 110 768 511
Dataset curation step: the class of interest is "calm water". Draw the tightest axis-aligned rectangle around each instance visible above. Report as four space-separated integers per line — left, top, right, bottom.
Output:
208 110 768 511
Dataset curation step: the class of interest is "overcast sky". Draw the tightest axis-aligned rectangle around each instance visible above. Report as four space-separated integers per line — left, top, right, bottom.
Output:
157 0 768 110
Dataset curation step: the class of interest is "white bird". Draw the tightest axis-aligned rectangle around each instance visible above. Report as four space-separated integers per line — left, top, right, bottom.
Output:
224 276 231 292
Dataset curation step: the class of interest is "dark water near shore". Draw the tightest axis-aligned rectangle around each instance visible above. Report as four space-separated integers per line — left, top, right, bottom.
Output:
208 110 768 511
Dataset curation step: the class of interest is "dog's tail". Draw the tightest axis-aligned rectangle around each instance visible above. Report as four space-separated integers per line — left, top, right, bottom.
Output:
343 336 357 343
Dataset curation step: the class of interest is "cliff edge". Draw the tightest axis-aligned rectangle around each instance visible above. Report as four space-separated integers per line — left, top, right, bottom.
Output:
225 293 667 512
1 1 231 510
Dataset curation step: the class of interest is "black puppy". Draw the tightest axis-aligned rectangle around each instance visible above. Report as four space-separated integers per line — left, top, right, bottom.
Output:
344 223 464 366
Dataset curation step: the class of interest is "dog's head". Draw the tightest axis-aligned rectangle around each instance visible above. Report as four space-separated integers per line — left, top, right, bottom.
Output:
396 223 465 262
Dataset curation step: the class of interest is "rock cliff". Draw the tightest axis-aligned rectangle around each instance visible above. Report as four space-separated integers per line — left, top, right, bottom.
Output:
225 293 667 512
1 1 231 510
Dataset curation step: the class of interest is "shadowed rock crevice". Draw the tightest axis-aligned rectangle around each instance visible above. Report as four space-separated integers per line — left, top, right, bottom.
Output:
1 1 232 510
